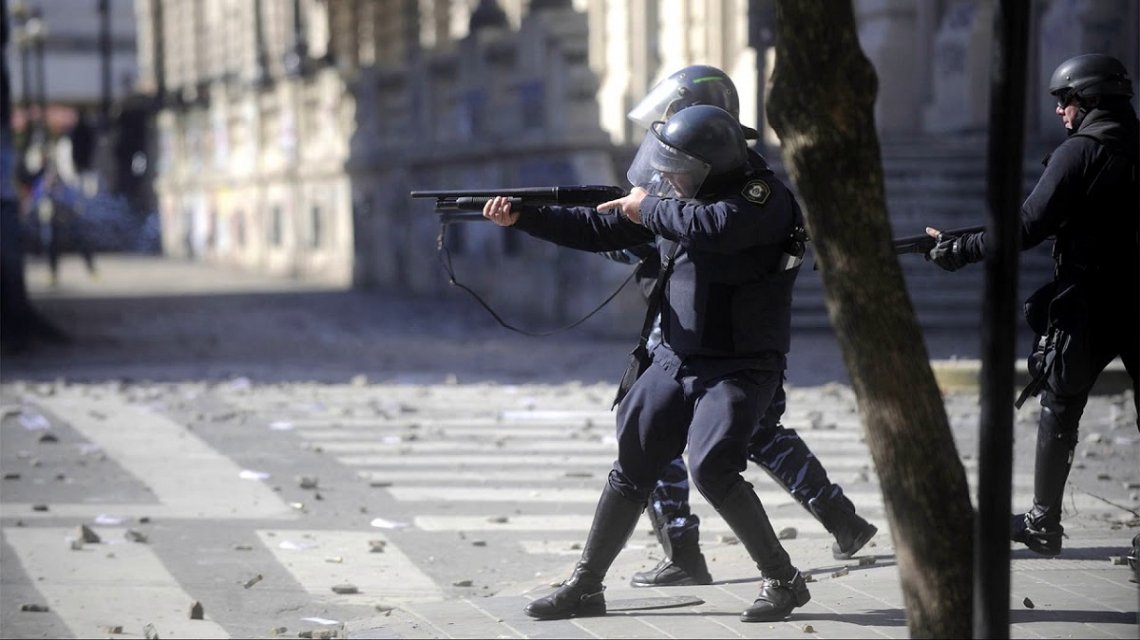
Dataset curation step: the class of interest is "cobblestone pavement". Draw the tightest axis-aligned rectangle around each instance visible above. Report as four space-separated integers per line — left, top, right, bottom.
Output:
1 255 1137 639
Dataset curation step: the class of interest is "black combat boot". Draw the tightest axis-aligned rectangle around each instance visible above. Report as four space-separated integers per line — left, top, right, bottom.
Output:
808 494 878 560
524 485 644 620
1010 506 1064 557
716 481 811 623
741 571 811 623
630 504 712 587
1012 406 1076 557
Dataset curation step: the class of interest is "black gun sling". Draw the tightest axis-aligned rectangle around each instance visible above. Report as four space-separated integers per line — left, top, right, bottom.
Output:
612 240 681 409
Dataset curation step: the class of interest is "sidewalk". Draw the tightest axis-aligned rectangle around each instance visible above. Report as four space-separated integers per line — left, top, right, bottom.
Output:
346 524 1138 639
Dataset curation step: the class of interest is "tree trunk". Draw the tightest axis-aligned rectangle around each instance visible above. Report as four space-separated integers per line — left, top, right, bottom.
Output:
765 3 974 637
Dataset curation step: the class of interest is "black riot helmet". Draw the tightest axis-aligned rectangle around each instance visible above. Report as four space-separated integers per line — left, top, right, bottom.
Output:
628 65 760 139
1048 53 1134 104
626 105 748 198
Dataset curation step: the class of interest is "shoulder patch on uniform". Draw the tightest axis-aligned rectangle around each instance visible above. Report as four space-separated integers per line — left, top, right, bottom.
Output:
742 179 771 205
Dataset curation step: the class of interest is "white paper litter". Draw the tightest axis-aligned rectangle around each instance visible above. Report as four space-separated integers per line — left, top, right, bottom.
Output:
370 517 409 529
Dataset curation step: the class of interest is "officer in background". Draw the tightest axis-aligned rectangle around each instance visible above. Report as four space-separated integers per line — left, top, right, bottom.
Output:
601 65 875 589
925 53 1138 556
485 105 812 623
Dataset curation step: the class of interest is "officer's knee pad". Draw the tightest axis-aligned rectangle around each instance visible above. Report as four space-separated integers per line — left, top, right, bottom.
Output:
1038 403 1080 447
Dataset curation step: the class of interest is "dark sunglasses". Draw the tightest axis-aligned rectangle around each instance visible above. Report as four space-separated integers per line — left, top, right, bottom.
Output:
1054 89 1076 108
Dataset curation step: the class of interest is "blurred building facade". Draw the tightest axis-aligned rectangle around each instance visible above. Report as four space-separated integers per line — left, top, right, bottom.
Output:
135 0 1138 333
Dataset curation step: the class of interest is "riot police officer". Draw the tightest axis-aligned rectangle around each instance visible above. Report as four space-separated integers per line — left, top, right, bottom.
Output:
485 104 812 623
603 65 875 588
926 53 1138 556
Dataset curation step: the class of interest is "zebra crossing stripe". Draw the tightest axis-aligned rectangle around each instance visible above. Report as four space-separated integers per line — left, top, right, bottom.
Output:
295 426 580 440
357 468 608 483
386 486 888 510
24 390 295 520
414 514 849 535
255 530 444 604
338 454 615 466
313 440 620 453
2 527 230 638
313 439 874 454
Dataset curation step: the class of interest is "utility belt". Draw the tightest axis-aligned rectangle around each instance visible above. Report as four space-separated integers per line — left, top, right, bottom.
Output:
1015 275 1089 408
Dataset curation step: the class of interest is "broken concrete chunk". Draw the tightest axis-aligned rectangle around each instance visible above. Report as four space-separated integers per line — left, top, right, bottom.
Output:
189 601 204 620
1022 596 1035 609
124 529 148 543
802 624 816 633
19 604 49 612
297 476 319 490
452 579 473 587
367 540 387 553
331 583 359 594
79 525 101 543
777 527 797 540
143 622 160 639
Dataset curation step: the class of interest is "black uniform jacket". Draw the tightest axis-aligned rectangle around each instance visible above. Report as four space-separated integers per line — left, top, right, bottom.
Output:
958 103 1139 278
513 151 802 359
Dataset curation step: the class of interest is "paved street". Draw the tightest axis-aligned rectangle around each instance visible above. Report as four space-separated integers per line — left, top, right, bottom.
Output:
1 255 1137 639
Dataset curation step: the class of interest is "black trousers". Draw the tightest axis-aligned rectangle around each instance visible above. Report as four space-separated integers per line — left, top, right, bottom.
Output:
607 350 781 508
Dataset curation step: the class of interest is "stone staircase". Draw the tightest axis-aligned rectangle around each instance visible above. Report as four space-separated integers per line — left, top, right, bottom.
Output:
781 135 1056 332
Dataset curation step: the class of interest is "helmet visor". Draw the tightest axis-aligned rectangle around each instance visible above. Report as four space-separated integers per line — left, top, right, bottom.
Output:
626 123 711 198
627 77 687 130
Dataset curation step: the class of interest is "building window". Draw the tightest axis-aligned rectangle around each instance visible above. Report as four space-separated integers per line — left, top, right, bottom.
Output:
235 210 246 248
270 205 284 247
309 204 322 248
518 80 544 130
461 89 486 139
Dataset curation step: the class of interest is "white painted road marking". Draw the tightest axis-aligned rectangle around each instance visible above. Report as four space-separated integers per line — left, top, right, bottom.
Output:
256 529 444 604
23 390 295 520
3 527 230 639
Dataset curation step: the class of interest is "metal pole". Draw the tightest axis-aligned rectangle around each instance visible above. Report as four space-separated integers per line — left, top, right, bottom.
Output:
975 1 1029 638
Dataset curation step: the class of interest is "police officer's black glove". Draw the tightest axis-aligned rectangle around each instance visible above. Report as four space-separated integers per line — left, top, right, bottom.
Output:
927 235 970 271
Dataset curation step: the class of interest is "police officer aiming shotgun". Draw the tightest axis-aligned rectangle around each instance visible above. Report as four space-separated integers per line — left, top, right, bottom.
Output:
412 187 977 255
